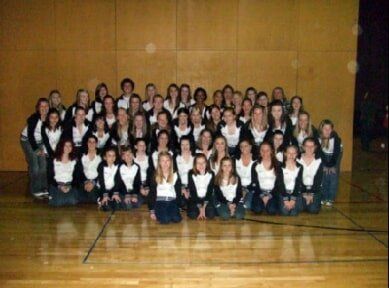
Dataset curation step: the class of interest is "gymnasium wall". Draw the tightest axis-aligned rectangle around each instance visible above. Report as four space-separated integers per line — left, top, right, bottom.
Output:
0 0 359 171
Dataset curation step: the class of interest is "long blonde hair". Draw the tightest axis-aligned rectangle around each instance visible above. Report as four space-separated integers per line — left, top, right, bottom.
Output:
318 119 334 149
155 151 174 184
250 104 268 130
293 111 313 139
214 156 237 186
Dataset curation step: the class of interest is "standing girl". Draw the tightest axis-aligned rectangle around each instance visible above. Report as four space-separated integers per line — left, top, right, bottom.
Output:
91 83 108 116
164 83 181 119
187 154 215 220
142 83 157 112
42 108 63 160
268 100 294 145
318 119 342 207
190 107 206 143
148 152 182 224
214 157 245 220
48 90 66 121
288 96 304 126
217 107 244 157
20 98 50 198
180 84 195 109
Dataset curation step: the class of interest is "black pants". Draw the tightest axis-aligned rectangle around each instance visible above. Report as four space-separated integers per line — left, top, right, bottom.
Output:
187 202 216 219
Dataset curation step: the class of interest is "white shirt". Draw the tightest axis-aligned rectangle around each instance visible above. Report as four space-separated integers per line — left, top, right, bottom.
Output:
103 164 119 190
143 101 153 112
105 115 116 127
93 131 110 149
157 173 178 198
191 172 212 198
195 149 212 160
193 125 205 142
120 164 139 191
276 151 284 163
250 126 268 145
94 102 103 114
21 119 43 143
73 124 88 147
282 166 301 191
81 154 102 180
319 138 335 154
297 130 308 148
255 162 276 191
220 124 241 148
134 155 149 182
117 96 130 109
54 160 77 183
290 115 298 126
220 182 238 202
235 158 255 187
87 108 94 122
43 127 62 154
174 125 192 140
297 157 322 187
175 155 194 186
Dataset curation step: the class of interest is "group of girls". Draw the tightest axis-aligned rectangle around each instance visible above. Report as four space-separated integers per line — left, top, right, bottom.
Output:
20 78 342 224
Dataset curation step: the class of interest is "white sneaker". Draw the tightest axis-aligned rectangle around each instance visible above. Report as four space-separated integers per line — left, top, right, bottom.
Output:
325 201 333 207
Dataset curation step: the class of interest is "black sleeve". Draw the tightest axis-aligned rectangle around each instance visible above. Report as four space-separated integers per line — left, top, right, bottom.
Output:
148 174 157 211
188 171 200 205
27 115 40 151
214 184 227 204
72 160 83 187
97 162 107 197
132 164 141 196
251 163 260 196
328 136 342 168
174 174 182 203
63 105 75 126
47 158 57 186
232 177 243 205
311 162 324 194
41 125 55 157
205 172 215 205
277 167 288 199
292 166 303 198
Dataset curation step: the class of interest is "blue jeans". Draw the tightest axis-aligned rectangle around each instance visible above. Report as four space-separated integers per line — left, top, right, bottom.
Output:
49 185 78 207
243 189 254 210
155 200 182 224
78 185 100 204
279 195 302 216
252 195 278 215
301 193 321 214
215 202 245 220
20 139 47 195
322 148 342 202
187 202 216 219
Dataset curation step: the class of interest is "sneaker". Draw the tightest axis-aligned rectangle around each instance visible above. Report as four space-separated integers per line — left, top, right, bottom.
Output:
321 200 325 205
325 201 333 207
33 191 49 198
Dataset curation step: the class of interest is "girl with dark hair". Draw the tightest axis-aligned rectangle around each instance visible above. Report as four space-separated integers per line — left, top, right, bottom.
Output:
97 147 121 211
48 139 80 206
297 137 323 214
150 110 172 152
235 139 256 210
128 94 145 122
119 147 142 209
206 105 222 133
214 157 245 220
164 83 181 118
180 84 195 109
251 141 281 215
187 154 216 220
210 135 229 174
78 135 102 203
20 98 50 198
256 91 269 109
272 130 286 163
117 78 135 110
211 89 224 110
288 96 304 126
91 83 108 116
172 108 194 149
150 130 174 171
279 145 303 216
48 90 66 121
239 98 252 124
271 86 290 112
148 152 182 224
142 83 157 112
233 91 243 116
190 107 206 142
268 100 294 145
217 107 244 157
318 119 342 207
196 129 213 160
92 115 112 152
42 108 63 160
191 87 208 119
134 138 151 203
148 94 171 125
129 111 150 146
245 87 257 104
222 85 234 108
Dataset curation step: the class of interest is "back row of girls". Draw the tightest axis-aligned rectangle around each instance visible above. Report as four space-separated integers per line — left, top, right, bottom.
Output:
20 79 342 222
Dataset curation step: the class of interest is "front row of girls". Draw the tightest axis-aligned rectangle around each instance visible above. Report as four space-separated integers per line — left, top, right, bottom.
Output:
48 131 327 224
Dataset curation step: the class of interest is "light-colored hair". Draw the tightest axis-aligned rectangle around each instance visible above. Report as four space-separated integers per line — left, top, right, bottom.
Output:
318 119 334 149
155 151 174 184
250 104 268 130
214 156 237 186
293 111 313 139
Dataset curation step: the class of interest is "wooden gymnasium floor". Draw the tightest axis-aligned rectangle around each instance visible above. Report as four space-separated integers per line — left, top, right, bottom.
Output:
0 139 387 287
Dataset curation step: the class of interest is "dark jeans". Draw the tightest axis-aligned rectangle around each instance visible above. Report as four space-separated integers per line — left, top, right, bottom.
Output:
187 202 216 219
251 195 278 215
279 195 302 216
155 200 182 224
20 139 47 195
215 202 245 220
100 195 143 211
78 185 100 204
49 185 78 207
301 193 321 214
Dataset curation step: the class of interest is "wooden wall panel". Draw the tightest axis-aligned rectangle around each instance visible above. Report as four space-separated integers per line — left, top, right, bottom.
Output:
56 51 117 103
0 0 56 50
116 0 176 50
0 0 359 171
238 0 298 51
298 51 357 171
177 0 238 50
116 51 177 98
237 51 297 97
177 51 236 101
298 0 359 51
55 0 116 50
0 51 57 171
